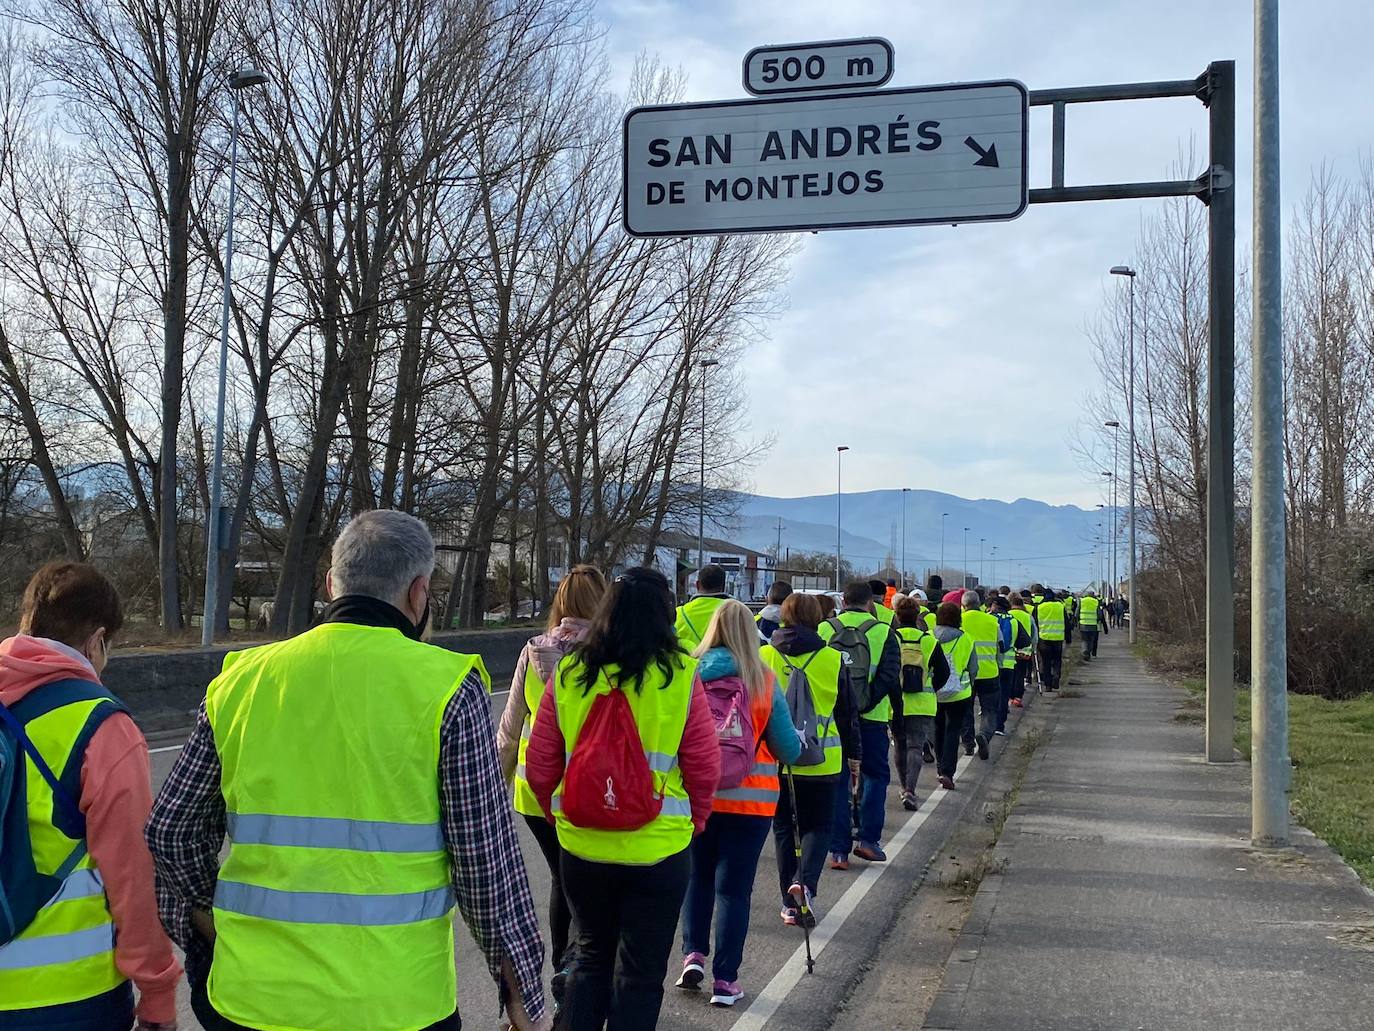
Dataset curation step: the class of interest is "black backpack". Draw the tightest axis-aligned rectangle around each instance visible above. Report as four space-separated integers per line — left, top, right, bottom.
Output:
825 616 883 714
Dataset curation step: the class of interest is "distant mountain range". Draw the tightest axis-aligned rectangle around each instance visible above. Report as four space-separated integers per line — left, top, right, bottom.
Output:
712 488 1116 589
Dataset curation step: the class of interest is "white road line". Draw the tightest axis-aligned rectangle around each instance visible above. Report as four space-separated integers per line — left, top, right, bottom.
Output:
148 690 512 755
730 750 980 1031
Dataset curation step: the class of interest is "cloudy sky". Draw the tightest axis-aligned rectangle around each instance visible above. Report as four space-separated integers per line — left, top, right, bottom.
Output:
597 0 1373 507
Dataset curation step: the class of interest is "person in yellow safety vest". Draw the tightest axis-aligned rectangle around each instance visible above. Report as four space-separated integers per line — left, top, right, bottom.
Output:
1007 592 1037 710
820 582 901 868
868 579 896 625
1063 591 1078 646
526 566 721 1031
675 563 731 650
960 591 1004 762
759 592 854 928
0 562 181 1031
930 602 979 790
497 564 608 1009
890 597 952 811
146 511 549 1031
1034 588 1067 692
990 594 1021 736
1079 588 1107 661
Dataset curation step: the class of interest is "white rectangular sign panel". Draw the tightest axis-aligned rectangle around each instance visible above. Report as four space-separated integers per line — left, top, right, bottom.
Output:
743 38 893 95
623 81 1028 238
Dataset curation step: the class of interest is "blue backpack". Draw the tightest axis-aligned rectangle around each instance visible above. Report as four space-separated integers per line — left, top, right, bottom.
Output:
0 679 126 946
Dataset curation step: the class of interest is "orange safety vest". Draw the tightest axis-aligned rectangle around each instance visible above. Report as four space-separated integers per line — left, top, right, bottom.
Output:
712 676 780 818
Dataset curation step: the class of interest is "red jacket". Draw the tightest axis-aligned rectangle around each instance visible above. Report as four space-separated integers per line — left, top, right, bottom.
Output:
0 636 181 1024
525 665 719 835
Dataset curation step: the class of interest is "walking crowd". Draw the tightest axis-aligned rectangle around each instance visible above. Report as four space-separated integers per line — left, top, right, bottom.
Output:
0 509 1123 1031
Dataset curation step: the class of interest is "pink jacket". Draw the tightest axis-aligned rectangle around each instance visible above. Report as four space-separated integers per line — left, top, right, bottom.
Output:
496 617 591 783
0 636 181 1024
525 663 720 836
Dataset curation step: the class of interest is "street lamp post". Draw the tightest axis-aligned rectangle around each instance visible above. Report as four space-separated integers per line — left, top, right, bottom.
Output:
202 65 268 647
900 488 911 588
979 537 985 587
1105 420 1121 595
991 544 997 587
835 447 850 589
696 359 719 573
1111 265 1138 644
962 527 969 590
939 512 948 582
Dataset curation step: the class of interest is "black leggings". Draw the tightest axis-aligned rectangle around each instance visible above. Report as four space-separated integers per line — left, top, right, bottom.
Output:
934 697 974 778
525 811 575 971
559 847 691 1031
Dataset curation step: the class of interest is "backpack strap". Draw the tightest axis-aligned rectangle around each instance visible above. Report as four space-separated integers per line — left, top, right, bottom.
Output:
825 616 845 636
5 679 128 841
680 608 700 640
858 618 880 634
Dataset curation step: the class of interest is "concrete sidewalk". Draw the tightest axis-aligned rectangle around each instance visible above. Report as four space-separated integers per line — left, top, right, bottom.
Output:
924 633 1374 1031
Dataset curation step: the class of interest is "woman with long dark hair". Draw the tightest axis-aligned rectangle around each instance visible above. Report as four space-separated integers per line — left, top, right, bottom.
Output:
526 567 720 1031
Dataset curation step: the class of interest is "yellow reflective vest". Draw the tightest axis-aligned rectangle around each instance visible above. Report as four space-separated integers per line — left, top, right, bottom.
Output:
1010 608 1035 658
1080 596 1100 627
961 608 1003 682
820 610 894 723
937 631 976 704
896 625 938 718
550 654 697 865
0 681 126 1011
207 623 487 1031
675 596 728 650
1037 601 1066 642
761 644 844 776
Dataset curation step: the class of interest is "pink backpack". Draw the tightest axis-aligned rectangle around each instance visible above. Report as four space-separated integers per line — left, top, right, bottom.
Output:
703 674 757 790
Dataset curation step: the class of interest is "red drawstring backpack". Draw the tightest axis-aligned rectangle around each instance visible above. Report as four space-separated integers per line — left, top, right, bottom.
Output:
561 680 662 831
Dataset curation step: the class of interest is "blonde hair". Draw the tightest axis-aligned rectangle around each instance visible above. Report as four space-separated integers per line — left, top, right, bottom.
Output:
693 599 769 700
547 564 607 631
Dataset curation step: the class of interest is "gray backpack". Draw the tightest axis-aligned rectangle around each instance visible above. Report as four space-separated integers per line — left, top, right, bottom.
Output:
781 652 831 767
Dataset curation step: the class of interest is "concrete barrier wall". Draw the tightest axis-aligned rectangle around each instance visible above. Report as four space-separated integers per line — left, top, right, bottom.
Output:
105 627 535 730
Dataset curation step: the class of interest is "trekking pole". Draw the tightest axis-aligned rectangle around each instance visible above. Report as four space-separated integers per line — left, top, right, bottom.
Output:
783 765 816 974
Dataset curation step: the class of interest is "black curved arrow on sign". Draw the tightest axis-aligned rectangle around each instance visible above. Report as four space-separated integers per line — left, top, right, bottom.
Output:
964 137 999 168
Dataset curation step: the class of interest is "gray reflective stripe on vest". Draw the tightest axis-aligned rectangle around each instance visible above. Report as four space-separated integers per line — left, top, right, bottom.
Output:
715 786 779 803
48 868 105 904
550 794 694 818
227 813 445 854
974 639 997 657
514 765 528 782
747 761 776 778
0 922 114 970
562 750 678 774
215 880 454 926
820 733 842 748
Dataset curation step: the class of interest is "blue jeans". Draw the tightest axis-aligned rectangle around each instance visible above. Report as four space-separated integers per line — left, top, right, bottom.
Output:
830 719 890 852
681 812 772 982
997 667 1016 731
0 983 133 1031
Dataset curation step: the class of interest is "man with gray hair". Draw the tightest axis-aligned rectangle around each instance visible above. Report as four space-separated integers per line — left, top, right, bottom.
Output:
149 510 549 1031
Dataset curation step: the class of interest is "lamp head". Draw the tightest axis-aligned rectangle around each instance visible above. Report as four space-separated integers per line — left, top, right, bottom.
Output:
230 66 269 89
1110 265 1136 278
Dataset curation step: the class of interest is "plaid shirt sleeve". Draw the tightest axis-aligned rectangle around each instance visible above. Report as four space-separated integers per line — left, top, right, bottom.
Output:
441 670 548 1023
145 701 224 976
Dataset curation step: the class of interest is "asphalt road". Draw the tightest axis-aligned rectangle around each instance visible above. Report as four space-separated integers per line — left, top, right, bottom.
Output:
148 690 1019 1030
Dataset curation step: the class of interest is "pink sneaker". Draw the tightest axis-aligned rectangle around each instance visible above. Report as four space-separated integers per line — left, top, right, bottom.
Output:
675 953 705 990
710 980 744 1007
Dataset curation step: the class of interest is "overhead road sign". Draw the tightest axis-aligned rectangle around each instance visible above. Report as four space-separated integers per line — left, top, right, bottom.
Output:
743 38 893 96
623 80 1028 237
